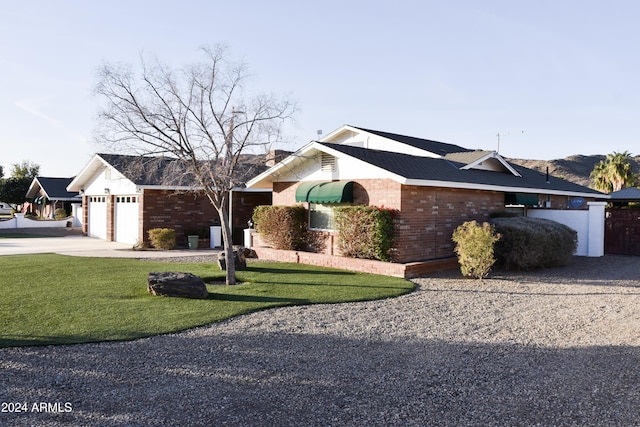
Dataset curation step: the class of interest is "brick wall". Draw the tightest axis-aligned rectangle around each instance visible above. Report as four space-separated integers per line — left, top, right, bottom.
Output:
106 195 115 241
396 186 504 262
81 195 89 236
251 245 459 278
142 190 219 246
271 179 504 263
232 191 271 229
140 189 270 246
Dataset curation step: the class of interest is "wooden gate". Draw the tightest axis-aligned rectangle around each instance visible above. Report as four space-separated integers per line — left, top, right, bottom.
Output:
605 209 640 255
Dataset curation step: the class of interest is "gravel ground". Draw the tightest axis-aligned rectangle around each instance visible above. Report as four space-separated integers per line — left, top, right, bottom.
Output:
1 255 640 426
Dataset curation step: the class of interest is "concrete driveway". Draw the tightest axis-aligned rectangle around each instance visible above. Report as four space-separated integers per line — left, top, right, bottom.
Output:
0 234 219 258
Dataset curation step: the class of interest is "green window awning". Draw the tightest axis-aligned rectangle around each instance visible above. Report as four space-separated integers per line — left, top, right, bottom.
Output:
295 181 354 204
505 193 539 206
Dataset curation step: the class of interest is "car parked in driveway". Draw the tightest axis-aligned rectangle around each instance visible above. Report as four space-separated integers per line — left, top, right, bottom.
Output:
0 202 13 215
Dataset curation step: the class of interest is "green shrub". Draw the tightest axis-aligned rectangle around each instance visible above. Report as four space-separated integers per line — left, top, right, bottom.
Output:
334 206 396 261
452 220 501 279
490 217 577 270
147 228 176 250
54 208 68 219
252 205 307 250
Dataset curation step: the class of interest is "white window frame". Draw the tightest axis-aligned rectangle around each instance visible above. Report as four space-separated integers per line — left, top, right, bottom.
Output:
309 203 349 231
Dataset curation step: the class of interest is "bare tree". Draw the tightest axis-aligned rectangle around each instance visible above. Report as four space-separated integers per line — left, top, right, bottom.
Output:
94 45 296 284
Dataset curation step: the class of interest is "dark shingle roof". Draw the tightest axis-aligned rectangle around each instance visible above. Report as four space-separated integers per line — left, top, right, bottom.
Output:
98 153 268 187
319 143 604 195
98 154 188 186
37 177 78 199
351 126 472 156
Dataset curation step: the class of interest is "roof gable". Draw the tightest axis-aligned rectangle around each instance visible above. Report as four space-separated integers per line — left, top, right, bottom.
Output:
246 126 605 198
318 143 604 196
446 151 522 177
26 177 78 200
68 153 269 191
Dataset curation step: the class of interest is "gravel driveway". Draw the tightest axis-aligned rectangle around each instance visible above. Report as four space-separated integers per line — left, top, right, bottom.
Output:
1 255 639 426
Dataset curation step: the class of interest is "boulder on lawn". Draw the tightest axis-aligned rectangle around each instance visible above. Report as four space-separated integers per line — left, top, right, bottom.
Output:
217 247 247 271
147 272 208 299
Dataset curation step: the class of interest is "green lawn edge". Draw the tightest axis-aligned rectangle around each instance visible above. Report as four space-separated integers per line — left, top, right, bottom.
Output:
0 254 415 348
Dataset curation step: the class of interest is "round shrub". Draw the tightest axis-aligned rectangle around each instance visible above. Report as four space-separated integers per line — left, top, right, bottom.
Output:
452 220 501 279
490 217 577 270
54 208 68 219
147 228 176 250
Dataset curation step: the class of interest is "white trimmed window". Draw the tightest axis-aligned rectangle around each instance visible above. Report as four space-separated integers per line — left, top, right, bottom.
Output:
309 203 349 230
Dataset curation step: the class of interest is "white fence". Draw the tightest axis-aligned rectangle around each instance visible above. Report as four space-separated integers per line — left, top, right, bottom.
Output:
527 202 606 257
0 213 74 230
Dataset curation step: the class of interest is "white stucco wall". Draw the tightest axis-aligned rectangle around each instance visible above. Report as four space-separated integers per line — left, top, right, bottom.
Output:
527 202 606 257
272 150 398 183
83 167 138 195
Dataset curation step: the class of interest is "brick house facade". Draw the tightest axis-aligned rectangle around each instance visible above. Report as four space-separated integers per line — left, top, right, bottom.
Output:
274 179 506 263
70 153 271 246
248 126 605 276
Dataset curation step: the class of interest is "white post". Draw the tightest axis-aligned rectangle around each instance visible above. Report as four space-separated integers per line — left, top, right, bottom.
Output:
71 203 83 227
587 202 606 257
244 228 253 249
15 213 26 228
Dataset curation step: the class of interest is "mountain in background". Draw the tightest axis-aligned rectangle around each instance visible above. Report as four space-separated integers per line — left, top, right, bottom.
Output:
508 154 640 189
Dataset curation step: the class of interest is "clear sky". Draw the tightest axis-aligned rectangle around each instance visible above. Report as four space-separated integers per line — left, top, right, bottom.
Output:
2 0 640 176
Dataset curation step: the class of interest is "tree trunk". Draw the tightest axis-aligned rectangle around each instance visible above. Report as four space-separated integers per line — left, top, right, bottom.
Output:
217 204 236 285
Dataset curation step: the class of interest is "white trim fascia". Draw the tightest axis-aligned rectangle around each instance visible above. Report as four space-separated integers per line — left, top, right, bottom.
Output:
25 178 42 199
246 141 405 188
460 152 522 177
67 154 112 191
403 178 609 198
247 140 408 188
231 187 272 192
317 124 359 142
136 185 200 191
246 141 318 188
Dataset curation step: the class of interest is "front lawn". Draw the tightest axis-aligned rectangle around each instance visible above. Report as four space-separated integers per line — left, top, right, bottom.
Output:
0 254 414 347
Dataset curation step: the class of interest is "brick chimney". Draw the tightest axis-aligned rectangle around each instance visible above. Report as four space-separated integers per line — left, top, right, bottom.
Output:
265 149 292 167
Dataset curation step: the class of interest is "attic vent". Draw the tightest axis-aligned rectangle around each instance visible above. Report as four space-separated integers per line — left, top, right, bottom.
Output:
321 153 336 172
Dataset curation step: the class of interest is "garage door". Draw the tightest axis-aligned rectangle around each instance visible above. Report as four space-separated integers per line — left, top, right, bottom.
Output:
115 195 140 244
88 196 107 239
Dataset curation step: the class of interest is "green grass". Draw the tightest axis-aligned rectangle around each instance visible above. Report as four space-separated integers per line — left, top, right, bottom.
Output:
0 254 415 348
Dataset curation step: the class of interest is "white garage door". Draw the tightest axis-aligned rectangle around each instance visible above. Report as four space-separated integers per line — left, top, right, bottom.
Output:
88 196 107 239
115 195 140 244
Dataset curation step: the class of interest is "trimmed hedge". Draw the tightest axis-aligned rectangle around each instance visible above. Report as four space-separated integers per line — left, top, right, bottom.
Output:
252 205 307 250
452 220 501 279
334 206 396 261
490 217 577 270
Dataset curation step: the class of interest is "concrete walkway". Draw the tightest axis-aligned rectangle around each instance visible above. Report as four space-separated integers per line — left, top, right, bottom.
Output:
0 234 220 258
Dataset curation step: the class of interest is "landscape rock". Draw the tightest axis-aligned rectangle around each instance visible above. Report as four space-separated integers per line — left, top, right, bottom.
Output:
147 272 208 299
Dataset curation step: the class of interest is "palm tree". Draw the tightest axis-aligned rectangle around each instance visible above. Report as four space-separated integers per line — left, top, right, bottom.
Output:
608 151 636 191
590 160 612 193
590 150 637 193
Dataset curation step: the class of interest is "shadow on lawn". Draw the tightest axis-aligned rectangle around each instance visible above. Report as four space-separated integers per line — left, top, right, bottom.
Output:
245 265 357 276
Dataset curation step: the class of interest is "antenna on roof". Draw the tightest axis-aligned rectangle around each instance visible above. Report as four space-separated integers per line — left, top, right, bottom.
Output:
496 130 524 153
